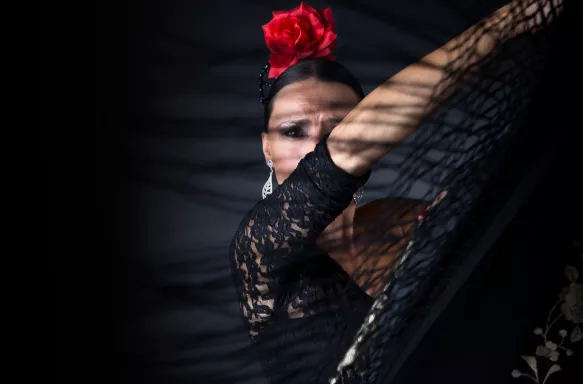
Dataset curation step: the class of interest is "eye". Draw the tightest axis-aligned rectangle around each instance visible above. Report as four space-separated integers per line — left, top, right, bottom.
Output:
280 125 307 139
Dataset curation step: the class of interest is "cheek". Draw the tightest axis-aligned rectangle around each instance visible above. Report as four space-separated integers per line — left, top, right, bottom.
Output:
270 139 317 183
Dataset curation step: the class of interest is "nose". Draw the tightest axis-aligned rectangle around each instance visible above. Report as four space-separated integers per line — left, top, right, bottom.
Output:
311 124 328 145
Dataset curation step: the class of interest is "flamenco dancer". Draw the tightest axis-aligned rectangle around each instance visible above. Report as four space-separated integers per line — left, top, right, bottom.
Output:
230 1 563 383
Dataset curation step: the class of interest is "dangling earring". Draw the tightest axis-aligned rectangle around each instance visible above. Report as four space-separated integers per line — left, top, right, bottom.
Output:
353 187 363 204
262 159 273 199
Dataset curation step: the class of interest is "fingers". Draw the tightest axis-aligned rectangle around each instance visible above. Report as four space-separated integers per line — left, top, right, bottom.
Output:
500 0 564 38
522 0 564 32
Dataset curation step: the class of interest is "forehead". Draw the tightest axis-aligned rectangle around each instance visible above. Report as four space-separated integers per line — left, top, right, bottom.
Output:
269 79 360 123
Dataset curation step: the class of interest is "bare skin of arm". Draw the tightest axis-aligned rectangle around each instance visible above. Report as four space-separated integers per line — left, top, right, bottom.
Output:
327 0 561 296
328 0 560 177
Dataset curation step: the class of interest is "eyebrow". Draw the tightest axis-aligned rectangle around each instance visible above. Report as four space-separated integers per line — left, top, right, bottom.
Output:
275 117 344 128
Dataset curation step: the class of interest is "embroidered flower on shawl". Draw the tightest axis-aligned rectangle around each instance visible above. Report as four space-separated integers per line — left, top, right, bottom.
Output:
511 239 582 383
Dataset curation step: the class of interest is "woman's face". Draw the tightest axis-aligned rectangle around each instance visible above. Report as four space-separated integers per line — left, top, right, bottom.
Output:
262 78 361 184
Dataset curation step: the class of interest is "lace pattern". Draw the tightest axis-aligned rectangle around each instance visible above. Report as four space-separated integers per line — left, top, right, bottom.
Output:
229 138 371 382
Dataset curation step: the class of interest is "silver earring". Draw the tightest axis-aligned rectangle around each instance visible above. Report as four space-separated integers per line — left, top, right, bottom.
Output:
353 187 363 204
262 160 273 199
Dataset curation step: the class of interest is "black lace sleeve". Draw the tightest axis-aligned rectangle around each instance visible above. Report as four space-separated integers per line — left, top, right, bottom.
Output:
230 137 370 340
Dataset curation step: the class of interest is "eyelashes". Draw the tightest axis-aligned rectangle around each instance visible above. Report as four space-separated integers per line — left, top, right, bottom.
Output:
280 125 308 139
278 120 342 139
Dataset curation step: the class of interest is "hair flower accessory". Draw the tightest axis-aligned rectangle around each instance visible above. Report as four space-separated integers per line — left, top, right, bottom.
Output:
262 2 337 79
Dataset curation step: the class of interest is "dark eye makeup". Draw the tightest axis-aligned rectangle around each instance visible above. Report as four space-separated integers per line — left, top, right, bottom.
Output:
275 118 344 139
279 122 308 138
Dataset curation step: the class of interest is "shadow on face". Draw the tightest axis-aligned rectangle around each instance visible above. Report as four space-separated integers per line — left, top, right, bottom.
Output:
262 78 362 185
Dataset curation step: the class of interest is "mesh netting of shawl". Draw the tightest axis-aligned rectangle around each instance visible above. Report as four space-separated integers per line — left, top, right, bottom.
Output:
329 2 564 383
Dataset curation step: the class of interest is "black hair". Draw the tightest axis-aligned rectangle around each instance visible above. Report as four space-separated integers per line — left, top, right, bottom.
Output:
262 58 365 130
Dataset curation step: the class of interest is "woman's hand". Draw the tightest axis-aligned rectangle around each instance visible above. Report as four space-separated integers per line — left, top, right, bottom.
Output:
490 0 564 41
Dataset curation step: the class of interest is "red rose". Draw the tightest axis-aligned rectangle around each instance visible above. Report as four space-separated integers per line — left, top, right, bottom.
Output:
262 2 337 78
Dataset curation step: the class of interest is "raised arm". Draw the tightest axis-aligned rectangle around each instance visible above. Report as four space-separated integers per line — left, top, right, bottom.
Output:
231 0 562 337
328 0 562 177
230 140 370 338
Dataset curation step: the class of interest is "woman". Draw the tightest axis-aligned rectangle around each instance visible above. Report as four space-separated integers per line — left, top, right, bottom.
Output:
230 1 562 383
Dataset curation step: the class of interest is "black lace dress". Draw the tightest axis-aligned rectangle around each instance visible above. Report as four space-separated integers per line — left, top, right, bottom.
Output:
230 137 374 383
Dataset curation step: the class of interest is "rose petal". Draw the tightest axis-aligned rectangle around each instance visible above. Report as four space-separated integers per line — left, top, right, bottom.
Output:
293 19 313 47
263 19 298 56
304 12 324 39
262 20 276 38
297 48 316 59
263 2 338 77
265 38 294 56
319 8 336 32
269 52 294 66
312 48 334 59
262 22 279 42
272 10 292 19
268 55 298 78
289 2 319 18
287 2 305 17
317 29 337 51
